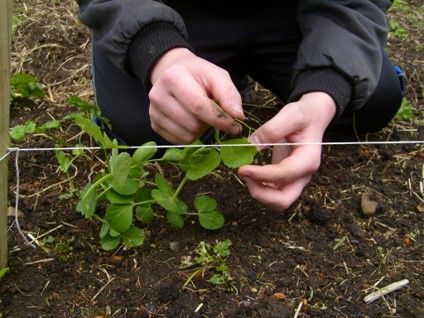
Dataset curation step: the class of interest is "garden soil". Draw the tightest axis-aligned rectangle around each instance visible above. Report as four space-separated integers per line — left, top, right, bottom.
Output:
1 1 423 317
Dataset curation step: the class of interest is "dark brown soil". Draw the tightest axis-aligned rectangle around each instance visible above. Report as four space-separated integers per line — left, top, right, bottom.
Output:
1 1 423 317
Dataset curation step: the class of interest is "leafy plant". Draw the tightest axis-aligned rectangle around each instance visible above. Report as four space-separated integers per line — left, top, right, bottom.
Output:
10 72 44 101
389 20 409 40
76 135 257 250
0 267 9 280
395 98 413 121
180 240 232 286
9 120 61 143
64 95 105 122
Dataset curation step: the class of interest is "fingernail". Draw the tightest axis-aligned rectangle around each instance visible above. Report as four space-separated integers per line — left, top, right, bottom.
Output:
248 135 265 151
232 123 242 135
231 105 245 119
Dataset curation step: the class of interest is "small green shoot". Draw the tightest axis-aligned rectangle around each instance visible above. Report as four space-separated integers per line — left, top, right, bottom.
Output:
9 120 61 143
395 98 413 121
180 240 232 286
389 20 409 40
10 72 44 101
0 267 9 280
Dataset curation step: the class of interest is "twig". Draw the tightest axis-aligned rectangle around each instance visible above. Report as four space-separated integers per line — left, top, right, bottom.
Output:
25 258 55 265
293 301 303 318
364 279 409 304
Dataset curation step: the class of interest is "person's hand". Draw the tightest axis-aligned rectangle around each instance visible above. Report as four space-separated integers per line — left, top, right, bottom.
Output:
238 92 337 211
149 48 244 144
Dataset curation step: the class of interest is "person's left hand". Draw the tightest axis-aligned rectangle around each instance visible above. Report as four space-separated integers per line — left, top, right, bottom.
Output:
238 92 337 211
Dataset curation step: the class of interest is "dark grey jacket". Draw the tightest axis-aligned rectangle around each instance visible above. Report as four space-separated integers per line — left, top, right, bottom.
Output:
77 0 392 116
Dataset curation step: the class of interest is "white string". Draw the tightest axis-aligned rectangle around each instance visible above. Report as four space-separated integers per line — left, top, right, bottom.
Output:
0 139 422 156
13 150 36 248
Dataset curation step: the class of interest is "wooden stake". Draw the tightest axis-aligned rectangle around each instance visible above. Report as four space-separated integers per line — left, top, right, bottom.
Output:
0 0 13 268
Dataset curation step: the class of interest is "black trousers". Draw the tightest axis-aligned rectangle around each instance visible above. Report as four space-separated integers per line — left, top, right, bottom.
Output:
92 1 404 146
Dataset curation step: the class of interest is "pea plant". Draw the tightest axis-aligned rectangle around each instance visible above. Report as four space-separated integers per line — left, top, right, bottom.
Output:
76 135 257 251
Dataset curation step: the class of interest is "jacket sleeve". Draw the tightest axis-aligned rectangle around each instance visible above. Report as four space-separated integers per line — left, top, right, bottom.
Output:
77 0 192 88
289 0 390 117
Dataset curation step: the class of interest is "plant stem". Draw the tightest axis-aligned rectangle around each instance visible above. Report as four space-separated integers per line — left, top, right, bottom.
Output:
173 175 188 200
132 200 155 207
97 185 112 199
82 174 111 202
93 213 106 223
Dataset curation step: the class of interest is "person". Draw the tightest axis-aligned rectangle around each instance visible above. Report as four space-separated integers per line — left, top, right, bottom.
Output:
77 0 404 211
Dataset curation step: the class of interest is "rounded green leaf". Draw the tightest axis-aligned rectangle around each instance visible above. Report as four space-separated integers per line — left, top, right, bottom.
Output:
105 204 133 233
161 148 184 162
132 141 157 164
110 178 139 195
110 152 132 185
100 235 121 251
99 222 110 239
122 226 145 248
76 183 98 218
198 210 225 230
135 205 154 224
220 138 257 168
167 212 184 229
106 189 134 204
194 195 217 213
185 149 221 180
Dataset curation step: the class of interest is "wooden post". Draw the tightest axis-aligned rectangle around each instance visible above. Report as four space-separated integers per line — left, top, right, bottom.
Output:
0 0 13 268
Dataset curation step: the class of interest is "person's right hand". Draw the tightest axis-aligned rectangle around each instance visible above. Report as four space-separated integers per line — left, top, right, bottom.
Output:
149 48 244 144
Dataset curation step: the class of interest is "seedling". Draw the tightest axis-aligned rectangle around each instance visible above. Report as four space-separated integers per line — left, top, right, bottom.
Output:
9 119 61 143
10 72 44 101
180 240 232 286
0 267 9 280
76 135 257 250
395 98 413 121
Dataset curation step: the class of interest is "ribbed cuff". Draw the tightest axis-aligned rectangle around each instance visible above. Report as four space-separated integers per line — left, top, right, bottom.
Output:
128 22 192 91
289 68 352 118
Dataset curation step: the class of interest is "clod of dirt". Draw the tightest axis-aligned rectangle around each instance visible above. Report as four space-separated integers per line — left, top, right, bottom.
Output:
158 282 179 303
361 192 379 216
169 241 180 252
347 221 365 239
305 205 331 226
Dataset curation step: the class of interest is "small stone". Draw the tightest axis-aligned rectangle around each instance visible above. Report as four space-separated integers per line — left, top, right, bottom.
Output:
169 241 180 252
361 192 379 216
273 292 286 300
231 221 238 227
250 287 258 293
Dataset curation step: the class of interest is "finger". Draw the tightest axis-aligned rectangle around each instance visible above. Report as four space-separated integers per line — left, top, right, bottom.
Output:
271 141 292 163
200 65 244 120
238 145 321 184
150 105 207 144
243 176 310 211
168 73 242 136
248 103 307 148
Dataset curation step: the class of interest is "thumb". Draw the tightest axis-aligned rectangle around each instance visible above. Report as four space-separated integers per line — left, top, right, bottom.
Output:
248 103 304 149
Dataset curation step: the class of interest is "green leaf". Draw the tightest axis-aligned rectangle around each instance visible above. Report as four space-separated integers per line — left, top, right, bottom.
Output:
110 152 132 185
105 204 133 233
134 188 152 203
154 173 174 197
106 190 134 204
122 226 145 248
183 149 221 180
0 267 9 279
110 178 139 195
161 148 184 162
75 116 116 149
100 235 121 251
55 149 72 173
109 227 121 237
395 98 413 121
152 189 187 214
10 72 44 100
132 141 157 164
214 239 232 258
198 210 225 230
220 138 257 168
72 144 84 157
194 195 217 212
37 120 61 132
99 222 110 239
76 183 98 218
67 95 98 112
9 121 36 143
135 205 154 224
167 212 184 229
